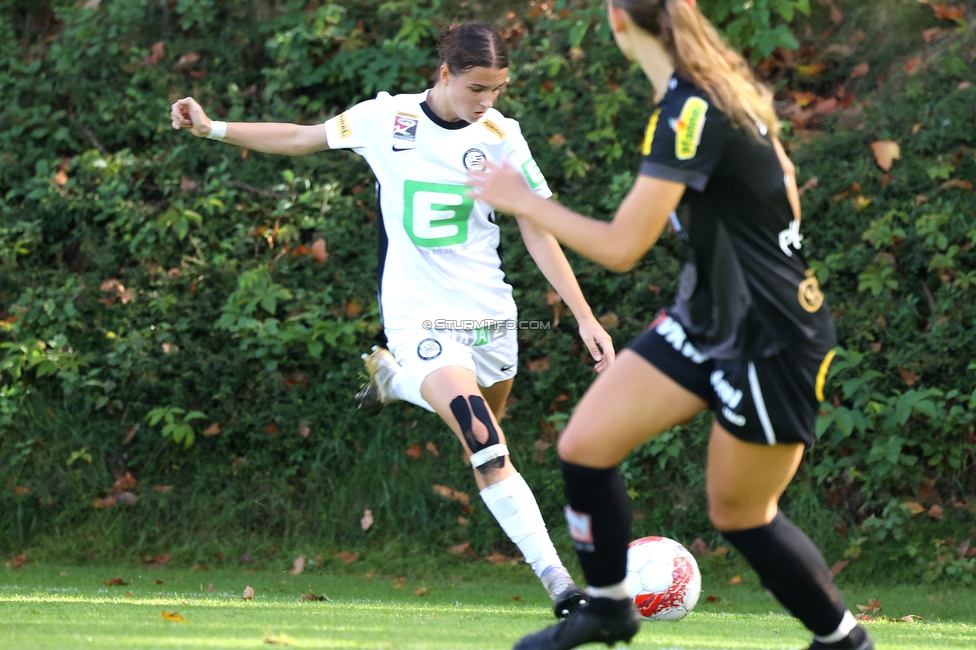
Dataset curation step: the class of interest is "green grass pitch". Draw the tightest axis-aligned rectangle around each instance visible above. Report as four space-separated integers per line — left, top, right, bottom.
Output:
2 564 974 649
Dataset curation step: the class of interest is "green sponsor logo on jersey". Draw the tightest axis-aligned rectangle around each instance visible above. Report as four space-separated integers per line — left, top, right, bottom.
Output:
404 181 474 248
521 158 545 190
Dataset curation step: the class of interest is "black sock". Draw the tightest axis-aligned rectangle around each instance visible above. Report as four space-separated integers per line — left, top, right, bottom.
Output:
722 512 847 636
561 460 631 588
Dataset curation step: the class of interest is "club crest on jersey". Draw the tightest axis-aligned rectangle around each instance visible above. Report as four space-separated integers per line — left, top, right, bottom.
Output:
393 113 418 142
798 269 825 313
462 148 487 170
669 97 708 160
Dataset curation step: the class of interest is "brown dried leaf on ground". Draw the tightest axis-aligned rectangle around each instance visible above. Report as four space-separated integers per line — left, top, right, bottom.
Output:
161 611 188 623
431 484 470 504
243 586 255 600
870 141 900 171
103 575 131 586
690 538 712 556
109 472 137 495
485 553 511 565
897 614 925 623
527 357 550 372
263 633 294 645
406 444 422 460
857 598 882 614
829 560 850 577
143 554 171 570
937 179 974 192
728 576 743 585
300 590 329 602
311 238 328 264
798 177 819 195
449 542 477 558
335 551 360 565
425 441 439 457
849 62 870 79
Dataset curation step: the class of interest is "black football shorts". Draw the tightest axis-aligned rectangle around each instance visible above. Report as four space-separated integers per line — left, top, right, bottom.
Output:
627 310 835 447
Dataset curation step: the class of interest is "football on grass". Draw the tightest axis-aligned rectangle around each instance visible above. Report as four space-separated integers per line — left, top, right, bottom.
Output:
625 536 701 621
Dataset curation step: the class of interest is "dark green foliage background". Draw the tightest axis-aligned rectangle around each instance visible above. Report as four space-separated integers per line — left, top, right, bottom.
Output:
1 0 974 583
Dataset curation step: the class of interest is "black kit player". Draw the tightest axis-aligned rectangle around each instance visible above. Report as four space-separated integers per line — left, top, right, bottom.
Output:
469 0 873 649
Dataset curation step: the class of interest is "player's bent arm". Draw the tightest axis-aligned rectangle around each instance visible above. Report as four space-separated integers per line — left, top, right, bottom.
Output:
218 122 330 156
509 176 684 273
516 218 597 322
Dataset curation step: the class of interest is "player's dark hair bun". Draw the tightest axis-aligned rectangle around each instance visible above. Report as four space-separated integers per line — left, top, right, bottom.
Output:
437 22 508 75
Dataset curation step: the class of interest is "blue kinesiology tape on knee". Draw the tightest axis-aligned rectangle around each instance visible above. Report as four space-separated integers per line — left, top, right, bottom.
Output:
449 395 507 474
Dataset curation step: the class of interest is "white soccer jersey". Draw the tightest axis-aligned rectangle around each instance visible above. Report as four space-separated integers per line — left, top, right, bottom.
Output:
324 90 552 330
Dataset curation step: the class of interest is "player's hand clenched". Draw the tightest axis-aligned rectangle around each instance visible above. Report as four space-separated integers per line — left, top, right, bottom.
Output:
170 97 212 138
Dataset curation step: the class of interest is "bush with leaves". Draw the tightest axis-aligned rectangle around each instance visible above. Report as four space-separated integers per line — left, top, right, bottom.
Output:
0 0 973 582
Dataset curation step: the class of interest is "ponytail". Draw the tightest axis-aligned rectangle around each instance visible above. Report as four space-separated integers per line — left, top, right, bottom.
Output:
613 0 779 140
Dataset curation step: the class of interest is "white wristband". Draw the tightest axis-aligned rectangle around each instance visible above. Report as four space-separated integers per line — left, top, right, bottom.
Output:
206 121 227 141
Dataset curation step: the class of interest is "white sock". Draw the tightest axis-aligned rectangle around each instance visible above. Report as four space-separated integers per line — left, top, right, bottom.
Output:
390 369 436 412
587 581 630 600
814 611 858 643
480 473 563 579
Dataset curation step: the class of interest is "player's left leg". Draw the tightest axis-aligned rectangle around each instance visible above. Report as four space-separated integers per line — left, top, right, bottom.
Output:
422 366 586 618
710 426 871 649
476 375 587 617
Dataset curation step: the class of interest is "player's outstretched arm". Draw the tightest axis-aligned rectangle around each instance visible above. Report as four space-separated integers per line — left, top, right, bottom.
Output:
468 160 684 273
170 97 330 156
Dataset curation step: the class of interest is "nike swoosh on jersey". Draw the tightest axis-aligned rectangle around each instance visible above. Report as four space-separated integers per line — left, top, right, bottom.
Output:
391 145 415 152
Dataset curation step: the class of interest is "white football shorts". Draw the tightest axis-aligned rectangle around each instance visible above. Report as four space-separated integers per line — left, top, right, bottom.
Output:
384 327 518 412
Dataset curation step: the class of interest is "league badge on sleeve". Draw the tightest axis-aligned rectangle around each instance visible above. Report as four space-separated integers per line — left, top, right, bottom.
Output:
393 112 418 143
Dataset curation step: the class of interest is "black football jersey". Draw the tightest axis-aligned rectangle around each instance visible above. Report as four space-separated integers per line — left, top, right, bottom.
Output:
640 74 835 360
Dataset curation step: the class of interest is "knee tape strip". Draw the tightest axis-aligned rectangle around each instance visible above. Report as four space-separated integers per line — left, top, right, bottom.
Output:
469 444 509 468
450 395 508 472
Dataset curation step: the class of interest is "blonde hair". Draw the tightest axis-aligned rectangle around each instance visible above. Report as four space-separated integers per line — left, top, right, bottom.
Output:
612 0 779 140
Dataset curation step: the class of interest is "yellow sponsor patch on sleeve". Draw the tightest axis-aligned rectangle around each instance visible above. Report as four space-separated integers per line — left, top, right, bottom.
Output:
481 119 507 140
337 112 353 140
642 109 661 156
672 97 708 160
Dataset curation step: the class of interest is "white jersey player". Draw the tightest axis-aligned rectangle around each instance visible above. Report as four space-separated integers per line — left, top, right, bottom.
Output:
170 22 614 618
